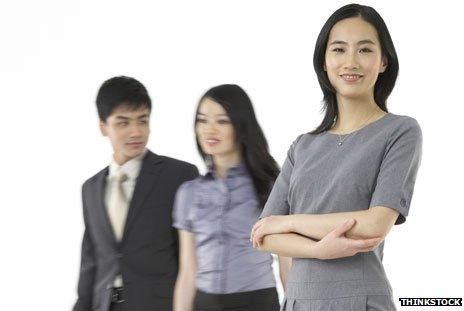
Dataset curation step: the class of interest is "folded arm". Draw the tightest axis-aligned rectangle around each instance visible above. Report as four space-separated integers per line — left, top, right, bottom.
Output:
252 206 399 244
288 206 399 240
257 219 381 260
259 233 319 258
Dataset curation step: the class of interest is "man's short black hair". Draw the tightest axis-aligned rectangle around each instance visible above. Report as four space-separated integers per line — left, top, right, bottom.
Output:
96 76 151 121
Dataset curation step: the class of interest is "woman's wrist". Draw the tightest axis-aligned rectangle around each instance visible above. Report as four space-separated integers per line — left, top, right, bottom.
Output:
285 214 295 233
312 240 325 260
304 235 321 259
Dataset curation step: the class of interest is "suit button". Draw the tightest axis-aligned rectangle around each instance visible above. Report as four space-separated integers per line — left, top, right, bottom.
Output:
400 198 407 208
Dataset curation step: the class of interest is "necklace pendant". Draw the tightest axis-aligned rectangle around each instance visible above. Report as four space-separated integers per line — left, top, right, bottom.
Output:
338 142 343 146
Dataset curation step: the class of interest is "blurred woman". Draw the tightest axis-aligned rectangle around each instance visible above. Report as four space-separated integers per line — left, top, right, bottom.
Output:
172 84 286 311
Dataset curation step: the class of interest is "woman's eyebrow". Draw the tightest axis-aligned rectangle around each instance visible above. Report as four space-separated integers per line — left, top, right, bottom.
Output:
329 40 348 45
329 39 376 45
357 39 376 45
197 112 229 117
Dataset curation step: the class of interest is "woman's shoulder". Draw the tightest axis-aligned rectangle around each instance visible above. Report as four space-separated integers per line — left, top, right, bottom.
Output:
383 113 422 139
289 131 320 151
176 176 204 198
177 173 216 193
387 112 420 127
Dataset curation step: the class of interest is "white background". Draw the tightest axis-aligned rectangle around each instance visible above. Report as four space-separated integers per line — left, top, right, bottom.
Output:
1 0 463 310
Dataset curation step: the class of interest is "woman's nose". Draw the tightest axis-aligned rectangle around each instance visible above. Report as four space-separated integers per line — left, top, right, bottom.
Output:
343 51 360 70
203 122 218 133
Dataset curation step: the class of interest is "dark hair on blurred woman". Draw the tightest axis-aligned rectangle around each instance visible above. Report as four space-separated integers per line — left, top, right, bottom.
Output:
311 3 399 134
195 84 280 207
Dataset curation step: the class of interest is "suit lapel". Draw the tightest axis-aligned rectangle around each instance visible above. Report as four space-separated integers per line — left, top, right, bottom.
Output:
121 151 163 243
94 166 119 247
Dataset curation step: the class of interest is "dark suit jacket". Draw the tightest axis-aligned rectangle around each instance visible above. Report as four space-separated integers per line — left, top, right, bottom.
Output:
73 150 199 311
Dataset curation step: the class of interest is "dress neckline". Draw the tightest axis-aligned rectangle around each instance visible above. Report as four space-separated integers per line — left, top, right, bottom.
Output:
326 112 392 137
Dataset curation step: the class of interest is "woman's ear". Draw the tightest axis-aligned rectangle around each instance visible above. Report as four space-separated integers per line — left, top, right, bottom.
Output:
379 55 388 73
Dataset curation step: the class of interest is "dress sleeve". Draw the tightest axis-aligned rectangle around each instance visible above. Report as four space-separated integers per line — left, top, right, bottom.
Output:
369 117 423 224
172 180 196 231
260 135 303 218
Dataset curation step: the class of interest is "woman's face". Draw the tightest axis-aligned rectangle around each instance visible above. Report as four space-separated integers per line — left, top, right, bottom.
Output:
324 16 387 100
196 97 239 158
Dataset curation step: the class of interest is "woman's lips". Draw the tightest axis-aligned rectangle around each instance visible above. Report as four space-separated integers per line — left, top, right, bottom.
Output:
204 138 220 147
340 74 363 82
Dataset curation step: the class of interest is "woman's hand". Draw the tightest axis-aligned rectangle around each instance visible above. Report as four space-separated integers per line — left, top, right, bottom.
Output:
314 219 382 260
251 215 292 248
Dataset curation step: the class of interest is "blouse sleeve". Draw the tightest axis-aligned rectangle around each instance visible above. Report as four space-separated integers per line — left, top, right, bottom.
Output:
369 117 423 224
260 135 303 218
172 180 196 231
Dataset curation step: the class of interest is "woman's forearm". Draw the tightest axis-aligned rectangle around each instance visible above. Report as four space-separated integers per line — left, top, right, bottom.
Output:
258 233 320 258
277 255 292 290
288 207 398 240
257 220 382 261
173 269 196 311
288 210 371 240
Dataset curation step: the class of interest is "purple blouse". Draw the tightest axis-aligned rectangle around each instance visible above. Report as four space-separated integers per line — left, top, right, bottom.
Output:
172 163 275 294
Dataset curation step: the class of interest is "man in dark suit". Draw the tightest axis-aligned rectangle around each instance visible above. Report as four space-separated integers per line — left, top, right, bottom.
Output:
73 76 199 311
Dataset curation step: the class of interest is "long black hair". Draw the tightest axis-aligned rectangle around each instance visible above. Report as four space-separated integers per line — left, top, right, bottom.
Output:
311 3 399 134
195 84 280 208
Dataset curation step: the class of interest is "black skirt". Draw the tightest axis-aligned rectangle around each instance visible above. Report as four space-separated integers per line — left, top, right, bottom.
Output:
193 287 280 311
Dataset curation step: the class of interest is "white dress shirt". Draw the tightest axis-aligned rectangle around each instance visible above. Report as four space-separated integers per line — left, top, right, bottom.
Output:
105 149 147 287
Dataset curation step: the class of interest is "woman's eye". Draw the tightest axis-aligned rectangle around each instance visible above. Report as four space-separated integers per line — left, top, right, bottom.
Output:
119 122 128 126
196 118 207 123
217 119 231 124
360 48 372 53
332 48 344 53
138 120 147 124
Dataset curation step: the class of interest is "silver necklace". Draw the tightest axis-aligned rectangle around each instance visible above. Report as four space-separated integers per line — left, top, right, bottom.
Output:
333 111 379 147
337 133 352 146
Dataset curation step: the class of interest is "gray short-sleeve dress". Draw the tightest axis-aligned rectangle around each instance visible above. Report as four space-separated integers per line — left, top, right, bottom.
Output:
260 113 422 311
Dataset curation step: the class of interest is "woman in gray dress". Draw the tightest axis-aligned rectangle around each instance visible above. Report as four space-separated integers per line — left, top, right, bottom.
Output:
251 4 422 311
172 84 286 311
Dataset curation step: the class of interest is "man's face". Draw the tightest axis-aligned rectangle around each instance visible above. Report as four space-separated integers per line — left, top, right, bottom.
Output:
100 105 150 165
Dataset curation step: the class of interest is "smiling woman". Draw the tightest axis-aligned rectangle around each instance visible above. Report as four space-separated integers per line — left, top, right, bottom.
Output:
324 17 388 104
195 97 239 176
172 84 285 311
251 4 422 311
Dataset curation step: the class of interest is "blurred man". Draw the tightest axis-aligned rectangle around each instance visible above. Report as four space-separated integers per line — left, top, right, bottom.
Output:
73 76 198 311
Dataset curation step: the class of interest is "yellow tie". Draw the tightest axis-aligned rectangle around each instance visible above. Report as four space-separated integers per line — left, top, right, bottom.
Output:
108 169 128 241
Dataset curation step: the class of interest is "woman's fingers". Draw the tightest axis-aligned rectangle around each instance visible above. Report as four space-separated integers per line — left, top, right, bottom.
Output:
250 221 261 241
349 237 382 250
253 234 261 248
253 229 265 248
357 239 382 253
251 222 261 237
